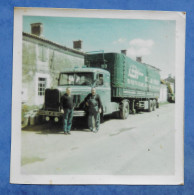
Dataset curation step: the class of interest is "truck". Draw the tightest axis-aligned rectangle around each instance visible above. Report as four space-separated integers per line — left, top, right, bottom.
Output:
38 52 160 122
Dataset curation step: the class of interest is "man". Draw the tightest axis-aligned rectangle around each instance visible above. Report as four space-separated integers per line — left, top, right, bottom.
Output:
85 87 102 133
61 87 74 135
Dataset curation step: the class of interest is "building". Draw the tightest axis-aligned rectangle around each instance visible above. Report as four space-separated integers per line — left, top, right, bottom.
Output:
22 23 85 126
158 75 176 104
164 74 175 93
164 75 175 102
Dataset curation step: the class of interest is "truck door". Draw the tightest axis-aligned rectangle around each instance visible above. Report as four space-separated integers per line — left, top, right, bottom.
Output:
96 73 111 114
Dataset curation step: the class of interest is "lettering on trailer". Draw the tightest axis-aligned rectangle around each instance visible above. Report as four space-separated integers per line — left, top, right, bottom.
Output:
127 78 160 91
127 78 147 88
128 65 144 79
145 77 160 85
127 65 160 91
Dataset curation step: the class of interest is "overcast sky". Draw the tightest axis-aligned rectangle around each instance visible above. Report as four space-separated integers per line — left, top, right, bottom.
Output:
23 16 176 79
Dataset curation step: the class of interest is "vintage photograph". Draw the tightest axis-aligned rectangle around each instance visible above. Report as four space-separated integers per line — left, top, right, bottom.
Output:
11 8 185 184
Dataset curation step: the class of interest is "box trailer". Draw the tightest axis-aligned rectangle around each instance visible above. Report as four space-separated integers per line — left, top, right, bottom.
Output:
85 52 160 118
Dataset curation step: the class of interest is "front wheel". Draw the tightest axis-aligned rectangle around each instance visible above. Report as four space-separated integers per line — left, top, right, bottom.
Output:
120 101 129 119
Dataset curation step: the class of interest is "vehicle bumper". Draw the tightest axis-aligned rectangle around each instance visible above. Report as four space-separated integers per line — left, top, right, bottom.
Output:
73 110 86 117
38 110 62 117
38 110 86 117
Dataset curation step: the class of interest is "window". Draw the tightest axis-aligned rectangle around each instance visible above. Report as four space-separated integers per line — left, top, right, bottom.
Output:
38 77 47 96
59 72 94 86
96 74 104 86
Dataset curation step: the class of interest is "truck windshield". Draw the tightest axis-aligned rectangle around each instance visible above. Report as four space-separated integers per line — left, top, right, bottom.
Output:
59 72 94 86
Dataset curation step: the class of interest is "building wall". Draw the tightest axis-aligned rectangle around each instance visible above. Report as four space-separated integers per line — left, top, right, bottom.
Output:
22 36 85 107
169 82 175 94
159 84 168 103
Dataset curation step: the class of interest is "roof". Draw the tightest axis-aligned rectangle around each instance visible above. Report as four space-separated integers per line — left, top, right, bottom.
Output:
86 52 161 71
23 32 85 56
142 63 161 71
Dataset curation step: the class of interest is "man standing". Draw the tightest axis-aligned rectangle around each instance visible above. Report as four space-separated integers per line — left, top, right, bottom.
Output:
85 87 102 133
61 87 74 135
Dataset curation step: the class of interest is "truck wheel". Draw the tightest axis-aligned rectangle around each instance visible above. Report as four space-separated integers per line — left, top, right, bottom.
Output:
120 101 129 119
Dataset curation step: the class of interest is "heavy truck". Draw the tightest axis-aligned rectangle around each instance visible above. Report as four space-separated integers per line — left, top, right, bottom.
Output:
38 52 160 122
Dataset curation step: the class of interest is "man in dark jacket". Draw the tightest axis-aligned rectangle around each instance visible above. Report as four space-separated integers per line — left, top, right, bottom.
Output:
85 87 102 133
61 87 74 135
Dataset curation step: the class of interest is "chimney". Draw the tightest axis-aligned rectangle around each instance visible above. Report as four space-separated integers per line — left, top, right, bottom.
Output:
30 23 43 36
121 50 127 55
73 40 82 50
136 57 142 63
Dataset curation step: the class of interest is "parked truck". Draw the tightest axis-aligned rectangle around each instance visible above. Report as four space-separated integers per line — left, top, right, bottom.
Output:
38 52 160 122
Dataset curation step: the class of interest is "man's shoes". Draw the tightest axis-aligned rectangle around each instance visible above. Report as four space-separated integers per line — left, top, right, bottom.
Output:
67 132 71 135
64 132 68 135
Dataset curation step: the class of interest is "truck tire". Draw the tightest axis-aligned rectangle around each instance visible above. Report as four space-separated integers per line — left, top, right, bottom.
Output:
120 101 129 119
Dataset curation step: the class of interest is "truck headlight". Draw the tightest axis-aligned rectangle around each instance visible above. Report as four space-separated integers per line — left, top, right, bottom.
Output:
54 117 59 122
45 116 50 121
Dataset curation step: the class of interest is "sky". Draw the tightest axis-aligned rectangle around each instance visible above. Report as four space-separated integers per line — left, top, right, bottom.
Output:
23 16 176 79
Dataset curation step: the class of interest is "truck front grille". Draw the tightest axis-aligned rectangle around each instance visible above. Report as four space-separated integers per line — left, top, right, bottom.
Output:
73 95 81 108
45 89 60 111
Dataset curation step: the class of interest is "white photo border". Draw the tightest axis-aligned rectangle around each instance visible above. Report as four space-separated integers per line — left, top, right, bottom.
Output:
10 7 185 185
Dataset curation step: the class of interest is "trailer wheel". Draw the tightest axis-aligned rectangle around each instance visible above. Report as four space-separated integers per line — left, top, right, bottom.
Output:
120 101 129 119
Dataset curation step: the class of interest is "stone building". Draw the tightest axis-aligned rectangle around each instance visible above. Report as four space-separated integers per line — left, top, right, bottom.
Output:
164 75 175 102
22 23 85 126
159 75 176 103
164 75 175 94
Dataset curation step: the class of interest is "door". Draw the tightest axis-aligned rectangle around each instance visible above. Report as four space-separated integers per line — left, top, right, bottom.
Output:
96 72 111 114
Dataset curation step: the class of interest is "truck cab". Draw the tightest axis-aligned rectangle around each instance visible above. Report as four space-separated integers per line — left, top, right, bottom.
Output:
39 67 118 122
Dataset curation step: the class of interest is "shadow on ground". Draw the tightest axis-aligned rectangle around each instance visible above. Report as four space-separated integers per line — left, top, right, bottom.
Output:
22 112 142 135
22 116 103 134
